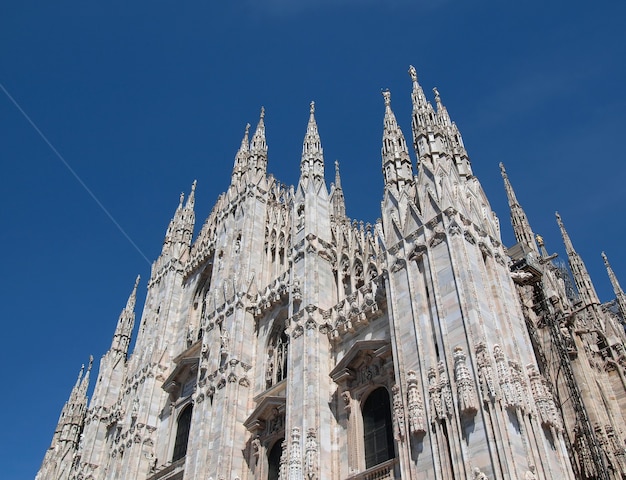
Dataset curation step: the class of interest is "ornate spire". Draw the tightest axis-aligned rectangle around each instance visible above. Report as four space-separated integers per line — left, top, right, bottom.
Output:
556 212 575 255
433 87 451 127
334 159 342 189
232 123 250 180
300 101 325 185
381 90 413 188
556 212 600 306
408 66 439 166
111 275 140 356
162 182 196 258
409 65 429 111
185 180 197 209
250 107 268 173
602 252 626 319
330 160 346 220
500 163 538 253
432 86 471 176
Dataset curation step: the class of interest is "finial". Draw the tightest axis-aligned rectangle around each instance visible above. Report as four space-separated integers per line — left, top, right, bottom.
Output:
134 274 141 289
382 89 391 107
555 211 562 222
245 123 250 136
408 65 417 83
260 106 265 119
179 192 185 206
334 159 341 187
602 251 608 262
310 101 315 114
433 87 440 99
88 355 94 372
191 179 197 193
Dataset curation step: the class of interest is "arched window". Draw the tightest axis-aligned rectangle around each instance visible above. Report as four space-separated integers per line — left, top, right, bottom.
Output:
172 404 193 462
267 438 284 480
362 387 395 469
266 327 289 389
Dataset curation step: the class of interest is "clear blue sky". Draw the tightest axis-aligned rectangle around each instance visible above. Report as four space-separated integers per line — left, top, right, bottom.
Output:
2 1 625 478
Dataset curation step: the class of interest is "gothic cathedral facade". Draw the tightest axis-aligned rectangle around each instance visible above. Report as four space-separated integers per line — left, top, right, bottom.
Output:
38 67 626 480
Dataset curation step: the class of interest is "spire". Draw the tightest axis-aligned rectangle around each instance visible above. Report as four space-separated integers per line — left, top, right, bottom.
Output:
78 355 93 398
334 160 342 188
111 275 140 356
185 180 197 210
432 86 471 176
409 65 429 112
232 123 250 181
499 163 538 254
381 90 413 188
408 66 439 166
55 359 91 446
299 101 325 186
556 212 575 255
602 252 626 319
250 107 268 174
161 183 196 258
330 160 346 220
433 87 451 127
556 212 600 306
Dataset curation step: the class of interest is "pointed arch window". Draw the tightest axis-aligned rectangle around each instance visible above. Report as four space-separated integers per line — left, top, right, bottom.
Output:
266 326 289 389
172 404 193 462
362 387 395 469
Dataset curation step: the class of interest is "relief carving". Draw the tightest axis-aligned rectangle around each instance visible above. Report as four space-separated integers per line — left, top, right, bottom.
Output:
406 370 426 435
453 346 477 416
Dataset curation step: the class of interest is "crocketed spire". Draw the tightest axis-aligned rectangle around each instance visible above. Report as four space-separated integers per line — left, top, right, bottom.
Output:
500 163 538 253
232 123 250 181
602 252 626 319
250 107 268 174
381 89 413 188
300 101 325 185
556 212 600 306
111 275 140 356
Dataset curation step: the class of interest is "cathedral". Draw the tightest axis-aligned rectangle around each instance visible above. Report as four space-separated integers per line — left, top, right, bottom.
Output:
37 67 626 480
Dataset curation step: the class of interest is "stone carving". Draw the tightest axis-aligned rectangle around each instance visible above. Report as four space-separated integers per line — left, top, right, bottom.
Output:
428 363 453 421
476 342 497 404
438 362 454 418
341 390 352 414
473 467 489 479
251 436 261 469
406 370 426 435
428 366 443 422
289 427 302 479
220 328 230 356
279 439 288 480
527 364 562 432
304 428 318 480
392 384 406 441
453 346 477 415
494 345 518 410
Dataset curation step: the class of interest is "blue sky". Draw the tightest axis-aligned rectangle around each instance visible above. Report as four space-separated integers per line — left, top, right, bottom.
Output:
2 1 625 478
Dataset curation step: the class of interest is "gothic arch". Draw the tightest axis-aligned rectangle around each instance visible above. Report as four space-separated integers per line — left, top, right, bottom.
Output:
267 437 284 480
172 404 193 462
265 309 289 390
362 387 395 469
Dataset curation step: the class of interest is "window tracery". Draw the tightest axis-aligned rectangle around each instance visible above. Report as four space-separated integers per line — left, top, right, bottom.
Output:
266 322 289 389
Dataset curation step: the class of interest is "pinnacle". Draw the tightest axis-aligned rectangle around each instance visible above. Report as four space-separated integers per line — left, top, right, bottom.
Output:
250 107 267 157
